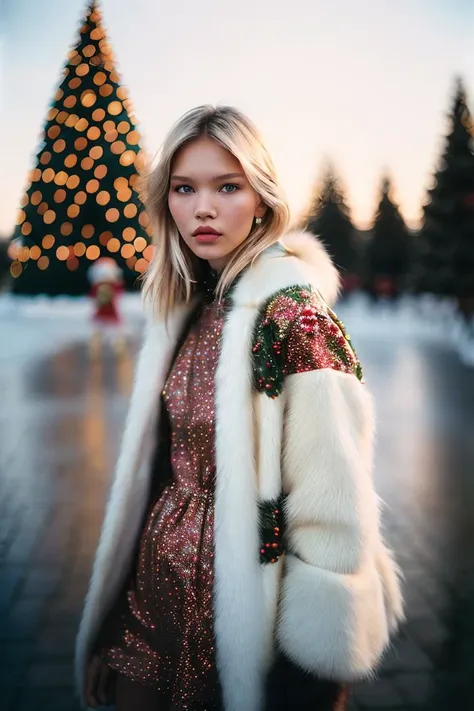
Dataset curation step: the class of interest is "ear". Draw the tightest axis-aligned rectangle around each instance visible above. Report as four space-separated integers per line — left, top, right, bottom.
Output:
255 201 268 219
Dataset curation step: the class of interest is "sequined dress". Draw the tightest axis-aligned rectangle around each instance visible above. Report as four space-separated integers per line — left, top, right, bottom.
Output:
99 270 226 710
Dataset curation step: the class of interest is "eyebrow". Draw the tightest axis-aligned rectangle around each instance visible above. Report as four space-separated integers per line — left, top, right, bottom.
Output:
170 172 245 182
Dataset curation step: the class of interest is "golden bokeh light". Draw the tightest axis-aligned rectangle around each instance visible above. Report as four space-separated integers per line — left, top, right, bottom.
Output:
92 108 106 122
47 108 59 121
114 177 128 190
53 139 66 153
143 245 155 262
54 171 68 186
10 262 23 278
29 245 41 260
42 168 55 183
86 179 100 193
81 89 97 108
56 245 70 261
40 152 52 165
31 191 42 206
60 222 73 236
64 154 78 168
111 141 125 155
76 63 90 77
68 77 82 90
138 211 150 228
90 146 103 159
124 203 138 218
93 72 107 86
74 242 86 257
67 204 80 218
87 126 101 141
66 174 80 189
107 101 122 116
42 235 55 249
134 237 147 253
126 256 137 269
123 226 136 241
99 231 113 245
90 27 103 41
97 190 110 206
65 113 79 128
107 238 120 253
81 157 94 170
20 194 29 207
86 245 100 260
121 244 135 259
117 120 130 134
127 130 140 145
94 164 107 179
54 189 67 203
82 224 95 239
99 84 113 97
103 120 115 132
117 87 128 101
75 118 89 132
106 208 120 222
48 125 61 139
82 44 96 58
21 222 32 236
74 137 88 151
38 202 48 216
55 88 64 101
44 210 56 224
18 246 30 262
63 95 77 109
30 168 42 182
135 258 149 273
56 111 68 124
74 191 87 205
110 70 120 83
105 130 118 143
120 150 136 167
67 256 79 271
117 188 132 202
69 55 81 67
38 256 49 271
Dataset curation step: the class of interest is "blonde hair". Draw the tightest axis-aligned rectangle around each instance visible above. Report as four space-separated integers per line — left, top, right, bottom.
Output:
140 105 291 320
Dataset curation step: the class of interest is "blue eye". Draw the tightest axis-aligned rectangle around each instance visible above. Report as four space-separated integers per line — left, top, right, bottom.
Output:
175 185 193 193
220 183 239 193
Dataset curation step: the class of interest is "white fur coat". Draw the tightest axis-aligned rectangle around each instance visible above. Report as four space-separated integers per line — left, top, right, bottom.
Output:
75 230 404 711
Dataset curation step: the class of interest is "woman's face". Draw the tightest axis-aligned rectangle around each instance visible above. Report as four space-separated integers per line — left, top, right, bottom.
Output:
168 136 266 271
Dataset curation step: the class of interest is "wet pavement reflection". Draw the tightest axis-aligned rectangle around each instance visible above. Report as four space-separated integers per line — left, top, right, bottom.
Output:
0 323 473 709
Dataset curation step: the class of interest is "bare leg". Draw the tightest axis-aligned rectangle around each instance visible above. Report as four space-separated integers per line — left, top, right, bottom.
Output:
115 673 165 711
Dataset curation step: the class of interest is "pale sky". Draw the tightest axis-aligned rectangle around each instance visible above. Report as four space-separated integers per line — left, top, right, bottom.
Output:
0 0 473 236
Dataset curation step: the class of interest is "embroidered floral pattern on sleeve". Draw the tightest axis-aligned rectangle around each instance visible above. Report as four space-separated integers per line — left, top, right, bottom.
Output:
252 285 363 398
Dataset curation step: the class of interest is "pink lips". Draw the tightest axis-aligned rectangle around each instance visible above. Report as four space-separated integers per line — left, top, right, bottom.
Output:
194 233 221 243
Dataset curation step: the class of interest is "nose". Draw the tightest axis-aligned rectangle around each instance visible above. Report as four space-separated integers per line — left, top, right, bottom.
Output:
194 193 217 220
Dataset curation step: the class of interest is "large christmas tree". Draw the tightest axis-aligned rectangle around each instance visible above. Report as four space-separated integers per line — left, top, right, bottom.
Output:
10 0 153 295
305 164 359 291
365 175 411 298
416 79 474 314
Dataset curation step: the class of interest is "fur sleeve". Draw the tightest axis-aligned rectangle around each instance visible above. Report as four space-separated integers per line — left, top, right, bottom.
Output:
278 367 404 681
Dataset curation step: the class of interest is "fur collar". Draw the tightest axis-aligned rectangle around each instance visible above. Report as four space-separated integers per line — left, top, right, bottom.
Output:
228 230 340 310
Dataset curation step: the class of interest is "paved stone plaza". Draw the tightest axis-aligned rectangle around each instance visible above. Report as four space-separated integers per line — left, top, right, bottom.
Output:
1 303 473 710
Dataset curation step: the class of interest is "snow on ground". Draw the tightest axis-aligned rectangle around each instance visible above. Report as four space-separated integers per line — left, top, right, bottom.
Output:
1 291 473 367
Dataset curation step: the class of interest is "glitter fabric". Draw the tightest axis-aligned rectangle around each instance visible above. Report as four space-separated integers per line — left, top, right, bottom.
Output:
99 289 226 710
252 286 363 397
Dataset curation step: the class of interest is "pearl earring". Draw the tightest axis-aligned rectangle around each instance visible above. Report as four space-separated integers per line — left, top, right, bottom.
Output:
255 217 262 225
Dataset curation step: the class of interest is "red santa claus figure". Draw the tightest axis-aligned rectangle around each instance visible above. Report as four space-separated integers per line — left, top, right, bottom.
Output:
88 257 125 354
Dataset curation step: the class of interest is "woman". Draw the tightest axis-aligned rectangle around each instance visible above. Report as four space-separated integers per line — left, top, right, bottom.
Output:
76 105 404 711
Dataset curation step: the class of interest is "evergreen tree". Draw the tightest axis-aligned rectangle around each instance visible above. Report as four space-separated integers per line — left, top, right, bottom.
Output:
10 0 153 296
365 175 411 298
417 79 474 314
305 164 358 290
